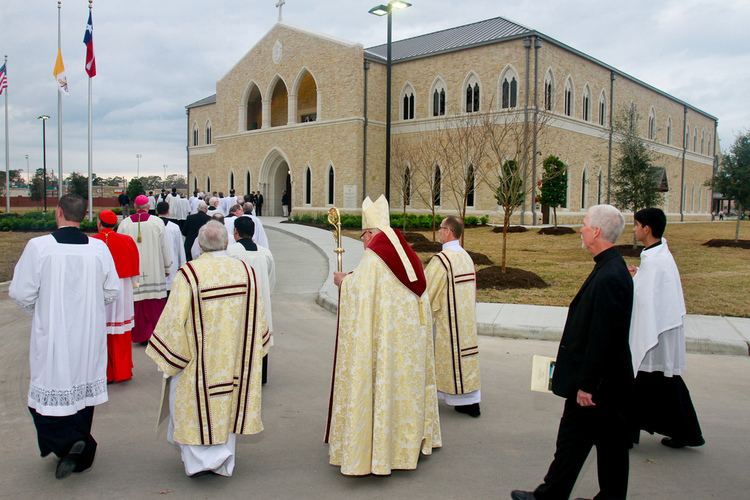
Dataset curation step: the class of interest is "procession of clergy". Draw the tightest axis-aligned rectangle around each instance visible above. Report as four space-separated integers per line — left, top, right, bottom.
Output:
10 190 703 499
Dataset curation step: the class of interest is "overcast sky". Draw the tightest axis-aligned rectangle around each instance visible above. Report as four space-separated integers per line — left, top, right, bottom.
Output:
1 0 748 179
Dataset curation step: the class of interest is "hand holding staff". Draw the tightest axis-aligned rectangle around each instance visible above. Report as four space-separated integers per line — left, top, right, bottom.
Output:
327 207 344 273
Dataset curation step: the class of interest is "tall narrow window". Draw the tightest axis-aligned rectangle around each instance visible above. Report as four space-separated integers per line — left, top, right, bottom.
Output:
194 177 198 191
431 79 446 117
473 83 480 112
402 85 415 120
465 76 480 113
327 166 334 205
207 177 211 193
246 171 251 193
439 89 446 115
544 70 554 111
466 165 475 207
434 166 441 206
501 70 518 109
404 167 411 206
597 171 602 204
582 86 591 121
667 117 672 145
598 92 606 126
564 78 573 117
685 123 689 148
648 109 656 140
230 172 234 190
205 122 212 144
305 167 312 205
433 89 439 117
700 130 705 154
693 128 698 151
581 169 587 209
192 123 199 146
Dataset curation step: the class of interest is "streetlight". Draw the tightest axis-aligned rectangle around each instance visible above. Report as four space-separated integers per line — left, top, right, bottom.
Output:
37 115 50 212
136 153 142 178
163 164 167 190
369 0 411 203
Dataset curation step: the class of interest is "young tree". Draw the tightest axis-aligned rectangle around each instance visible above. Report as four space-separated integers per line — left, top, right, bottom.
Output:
538 155 567 227
611 103 663 246
711 131 750 241
391 136 413 231
126 177 146 205
493 160 525 272
409 132 443 241
29 168 47 201
65 172 89 199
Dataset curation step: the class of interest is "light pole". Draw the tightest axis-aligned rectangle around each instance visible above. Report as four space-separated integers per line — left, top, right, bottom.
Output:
369 0 411 203
163 164 167 190
37 115 50 212
136 153 142 178
24 154 29 187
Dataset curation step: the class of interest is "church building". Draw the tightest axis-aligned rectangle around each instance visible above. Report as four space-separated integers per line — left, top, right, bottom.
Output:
186 16 717 222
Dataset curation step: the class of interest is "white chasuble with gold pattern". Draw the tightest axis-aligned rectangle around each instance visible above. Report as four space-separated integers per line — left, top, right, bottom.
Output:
425 247 481 396
146 252 267 446
325 231 442 476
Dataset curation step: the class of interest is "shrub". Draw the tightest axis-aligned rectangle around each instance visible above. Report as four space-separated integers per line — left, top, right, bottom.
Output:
290 212 488 230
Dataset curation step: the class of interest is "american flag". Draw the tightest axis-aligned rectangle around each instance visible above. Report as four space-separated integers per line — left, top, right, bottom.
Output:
83 11 96 78
0 63 7 95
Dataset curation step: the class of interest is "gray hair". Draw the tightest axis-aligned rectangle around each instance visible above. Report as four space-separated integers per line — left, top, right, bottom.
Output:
586 204 625 243
198 220 228 252
208 196 220 207
197 201 208 212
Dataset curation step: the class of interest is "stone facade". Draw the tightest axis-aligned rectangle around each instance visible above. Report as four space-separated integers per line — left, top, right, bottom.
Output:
187 21 717 222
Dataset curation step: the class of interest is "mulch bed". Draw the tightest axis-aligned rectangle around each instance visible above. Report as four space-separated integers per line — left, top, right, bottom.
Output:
491 225 529 233
467 251 493 265
703 239 750 249
404 232 430 243
538 226 576 235
476 266 549 290
409 240 443 252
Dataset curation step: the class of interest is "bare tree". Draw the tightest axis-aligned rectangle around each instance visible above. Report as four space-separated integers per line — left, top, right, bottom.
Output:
391 135 413 231
407 132 443 241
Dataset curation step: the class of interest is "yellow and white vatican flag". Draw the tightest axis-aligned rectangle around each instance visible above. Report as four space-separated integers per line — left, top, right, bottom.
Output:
53 48 69 95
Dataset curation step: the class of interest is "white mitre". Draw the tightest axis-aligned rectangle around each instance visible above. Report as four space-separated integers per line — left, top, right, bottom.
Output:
362 195 418 283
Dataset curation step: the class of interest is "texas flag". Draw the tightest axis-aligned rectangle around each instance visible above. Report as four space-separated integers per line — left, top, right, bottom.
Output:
83 11 96 78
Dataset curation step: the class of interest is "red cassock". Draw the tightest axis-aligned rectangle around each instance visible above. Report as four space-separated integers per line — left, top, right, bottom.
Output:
92 229 140 382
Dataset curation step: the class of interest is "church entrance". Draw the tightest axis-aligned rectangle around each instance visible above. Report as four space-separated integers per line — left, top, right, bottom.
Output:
260 149 292 217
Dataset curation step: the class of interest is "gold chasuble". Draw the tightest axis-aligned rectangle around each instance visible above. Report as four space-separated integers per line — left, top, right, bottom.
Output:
425 249 481 395
145 252 267 446
325 228 442 476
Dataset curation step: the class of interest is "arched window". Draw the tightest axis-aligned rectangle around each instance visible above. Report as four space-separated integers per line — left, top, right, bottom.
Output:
401 84 415 120
205 121 212 144
305 166 312 205
245 83 262 130
466 165 476 207
564 77 573 117
434 165 442 206
667 117 673 145
327 165 334 205
295 69 318 123
404 166 411 206
693 127 698 151
464 74 480 113
598 91 606 126
431 78 447 117
648 108 656 140
581 168 588 209
245 171 251 193
700 129 705 154
544 69 554 111
500 68 518 109
684 123 689 149
229 172 235 191
192 122 199 146
582 85 591 122
269 76 289 127
207 176 211 193
597 171 602 204
194 177 198 192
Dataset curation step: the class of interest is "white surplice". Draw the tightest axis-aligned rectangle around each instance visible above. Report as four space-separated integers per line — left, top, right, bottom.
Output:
9 233 120 416
117 214 172 301
629 238 687 377
162 219 186 291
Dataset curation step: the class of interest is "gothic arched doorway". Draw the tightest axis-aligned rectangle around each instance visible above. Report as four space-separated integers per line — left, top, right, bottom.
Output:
260 148 293 216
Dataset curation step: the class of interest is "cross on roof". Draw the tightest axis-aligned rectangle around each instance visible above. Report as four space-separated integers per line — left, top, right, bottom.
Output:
276 0 285 23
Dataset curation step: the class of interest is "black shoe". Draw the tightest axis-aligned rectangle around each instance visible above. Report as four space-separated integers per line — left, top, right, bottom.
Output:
661 436 705 448
454 403 480 417
189 470 216 478
510 491 536 500
55 440 85 480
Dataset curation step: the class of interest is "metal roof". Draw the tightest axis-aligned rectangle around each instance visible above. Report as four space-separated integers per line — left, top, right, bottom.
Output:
186 94 217 109
364 16 530 62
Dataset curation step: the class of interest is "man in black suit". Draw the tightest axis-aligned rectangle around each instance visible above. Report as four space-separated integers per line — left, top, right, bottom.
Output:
256 191 264 216
512 204 634 500
181 200 211 261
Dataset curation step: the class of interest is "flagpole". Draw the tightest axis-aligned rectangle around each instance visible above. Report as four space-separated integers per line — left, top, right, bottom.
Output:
3 55 9 213
87 1 93 221
57 0 63 199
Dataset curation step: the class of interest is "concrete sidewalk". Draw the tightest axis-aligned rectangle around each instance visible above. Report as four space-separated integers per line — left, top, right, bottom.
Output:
263 217 750 357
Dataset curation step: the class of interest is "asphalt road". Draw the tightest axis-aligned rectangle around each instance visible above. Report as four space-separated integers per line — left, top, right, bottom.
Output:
0 228 748 499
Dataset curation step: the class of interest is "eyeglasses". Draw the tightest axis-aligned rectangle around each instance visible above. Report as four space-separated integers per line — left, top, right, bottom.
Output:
360 230 372 240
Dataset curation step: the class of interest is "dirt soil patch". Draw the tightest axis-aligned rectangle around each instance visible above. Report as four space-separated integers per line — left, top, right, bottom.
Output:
404 232 430 243
492 225 528 233
703 239 750 249
476 266 549 290
538 226 576 235
409 240 442 252
613 244 645 258
467 251 493 265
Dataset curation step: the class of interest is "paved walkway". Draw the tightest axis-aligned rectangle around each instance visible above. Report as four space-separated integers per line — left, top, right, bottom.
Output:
263 217 750 357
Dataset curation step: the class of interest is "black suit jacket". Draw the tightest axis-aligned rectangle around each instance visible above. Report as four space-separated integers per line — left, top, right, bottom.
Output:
182 211 211 260
551 247 634 404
